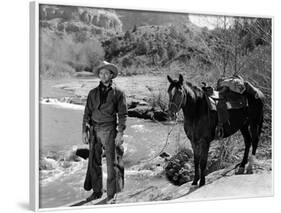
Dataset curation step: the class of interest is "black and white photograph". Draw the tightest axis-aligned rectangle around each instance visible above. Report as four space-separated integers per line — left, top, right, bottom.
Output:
30 1 272 211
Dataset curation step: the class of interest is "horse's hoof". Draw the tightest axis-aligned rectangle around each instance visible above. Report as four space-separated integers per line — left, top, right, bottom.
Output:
246 166 253 174
235 167 245 175
191 181 198 186
199 180 205 187
190 184 198 190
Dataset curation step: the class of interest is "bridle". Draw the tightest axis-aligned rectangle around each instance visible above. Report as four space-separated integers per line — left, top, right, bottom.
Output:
168 87 186 114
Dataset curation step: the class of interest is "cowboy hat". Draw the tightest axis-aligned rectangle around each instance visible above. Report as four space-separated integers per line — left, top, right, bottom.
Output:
96 61 118 79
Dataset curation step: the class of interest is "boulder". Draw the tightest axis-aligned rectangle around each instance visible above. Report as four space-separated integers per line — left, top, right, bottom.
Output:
128 106 153 119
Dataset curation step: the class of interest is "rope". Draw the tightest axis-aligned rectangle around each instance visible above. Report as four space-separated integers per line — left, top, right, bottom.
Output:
140 89 186 163
139 115 179 164
111 115 179 203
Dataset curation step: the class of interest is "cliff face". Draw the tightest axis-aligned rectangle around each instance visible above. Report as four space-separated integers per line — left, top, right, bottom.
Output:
38 4 202 78
39 5 193 37
39 5 123 37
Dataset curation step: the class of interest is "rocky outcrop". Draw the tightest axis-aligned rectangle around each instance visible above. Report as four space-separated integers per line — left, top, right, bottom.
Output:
41 96 170 121
39 5 123 36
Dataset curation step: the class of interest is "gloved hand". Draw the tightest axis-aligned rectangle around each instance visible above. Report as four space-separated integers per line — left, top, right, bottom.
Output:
115 132 124 147
82 132 89 144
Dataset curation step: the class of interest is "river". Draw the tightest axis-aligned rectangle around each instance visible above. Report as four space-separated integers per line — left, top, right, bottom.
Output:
39 101 188 208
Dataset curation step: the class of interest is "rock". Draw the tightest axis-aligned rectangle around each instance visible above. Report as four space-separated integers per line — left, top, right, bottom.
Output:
39 157 58 170
128 105 169 121
76 148 89 160
126 98 149 109
151 110 169 121
128 106 153 119
39 5 123 36
159 152 171 159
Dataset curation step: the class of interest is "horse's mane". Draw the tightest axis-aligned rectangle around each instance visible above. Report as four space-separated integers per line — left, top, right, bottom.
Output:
181 81 207 121
184 81 204 100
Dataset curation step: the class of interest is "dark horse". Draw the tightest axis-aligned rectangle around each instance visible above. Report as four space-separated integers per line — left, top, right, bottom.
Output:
167 74 264 187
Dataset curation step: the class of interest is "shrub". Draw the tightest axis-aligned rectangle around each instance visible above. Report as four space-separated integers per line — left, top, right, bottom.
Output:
40 59 75 79
146 86 168 112
40 31 104 78
121 57 133 68
135 39 148 56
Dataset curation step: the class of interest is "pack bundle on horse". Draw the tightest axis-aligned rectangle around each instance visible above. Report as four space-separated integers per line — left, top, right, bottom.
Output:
167 74 264 187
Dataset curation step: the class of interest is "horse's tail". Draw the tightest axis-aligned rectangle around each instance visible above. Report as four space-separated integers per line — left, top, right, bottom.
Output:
256 88 265 136
258 106 264 135
245 85 265 136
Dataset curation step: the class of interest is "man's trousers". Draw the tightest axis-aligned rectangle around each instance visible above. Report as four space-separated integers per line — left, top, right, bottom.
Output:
84 123 119 199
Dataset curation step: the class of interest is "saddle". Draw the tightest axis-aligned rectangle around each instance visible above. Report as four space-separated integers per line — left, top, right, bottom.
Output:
203 85 248 111
202 81 248 139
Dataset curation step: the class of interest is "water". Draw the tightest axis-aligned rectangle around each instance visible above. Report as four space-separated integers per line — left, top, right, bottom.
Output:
39 102 188 208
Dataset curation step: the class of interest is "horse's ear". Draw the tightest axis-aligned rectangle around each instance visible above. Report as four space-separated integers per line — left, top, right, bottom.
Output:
167 75 173 83
179 74 184 85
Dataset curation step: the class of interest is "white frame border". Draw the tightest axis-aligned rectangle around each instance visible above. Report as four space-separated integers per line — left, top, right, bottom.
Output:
29 1 274 212
30 1 39 211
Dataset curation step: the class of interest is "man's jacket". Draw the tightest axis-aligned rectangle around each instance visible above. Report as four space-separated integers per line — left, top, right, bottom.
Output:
82 82 128 133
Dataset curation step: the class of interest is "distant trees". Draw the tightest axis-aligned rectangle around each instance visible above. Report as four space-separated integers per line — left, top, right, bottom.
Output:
196 17 272 77
40 32 104 78
194 17 272 137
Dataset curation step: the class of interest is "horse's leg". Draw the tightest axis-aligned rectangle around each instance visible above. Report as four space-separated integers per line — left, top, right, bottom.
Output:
236 124 252 175
199 140 210 187
246 122 262 174
191 143 200 186
245 96 264 174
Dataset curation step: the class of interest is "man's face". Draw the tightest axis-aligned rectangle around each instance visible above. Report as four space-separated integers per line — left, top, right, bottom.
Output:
99 69 113 84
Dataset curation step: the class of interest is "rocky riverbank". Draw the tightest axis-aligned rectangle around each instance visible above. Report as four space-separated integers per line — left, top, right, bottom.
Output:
41 74 171 121
40 76 272 208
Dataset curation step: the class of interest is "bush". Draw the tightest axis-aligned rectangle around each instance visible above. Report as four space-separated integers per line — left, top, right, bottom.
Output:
146 86 168 112
135 39 148 56
40 31 104 78
40 59 75 79
121 57 133 68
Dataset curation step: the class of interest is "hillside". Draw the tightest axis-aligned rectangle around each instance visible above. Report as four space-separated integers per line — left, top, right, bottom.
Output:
39 4 205 78
117 9 191 31
101 24 207 69
39 4 123 37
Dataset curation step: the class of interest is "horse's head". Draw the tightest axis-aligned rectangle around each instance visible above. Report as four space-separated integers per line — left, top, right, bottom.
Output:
167 74 186 118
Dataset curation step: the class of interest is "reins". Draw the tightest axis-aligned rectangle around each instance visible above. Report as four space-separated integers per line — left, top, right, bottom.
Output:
139 116 179 164
140 90 186 164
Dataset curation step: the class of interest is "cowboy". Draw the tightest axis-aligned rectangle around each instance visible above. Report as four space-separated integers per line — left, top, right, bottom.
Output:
82 61 128 202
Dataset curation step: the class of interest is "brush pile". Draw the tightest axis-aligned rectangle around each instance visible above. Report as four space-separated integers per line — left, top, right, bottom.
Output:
164 149 194 185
